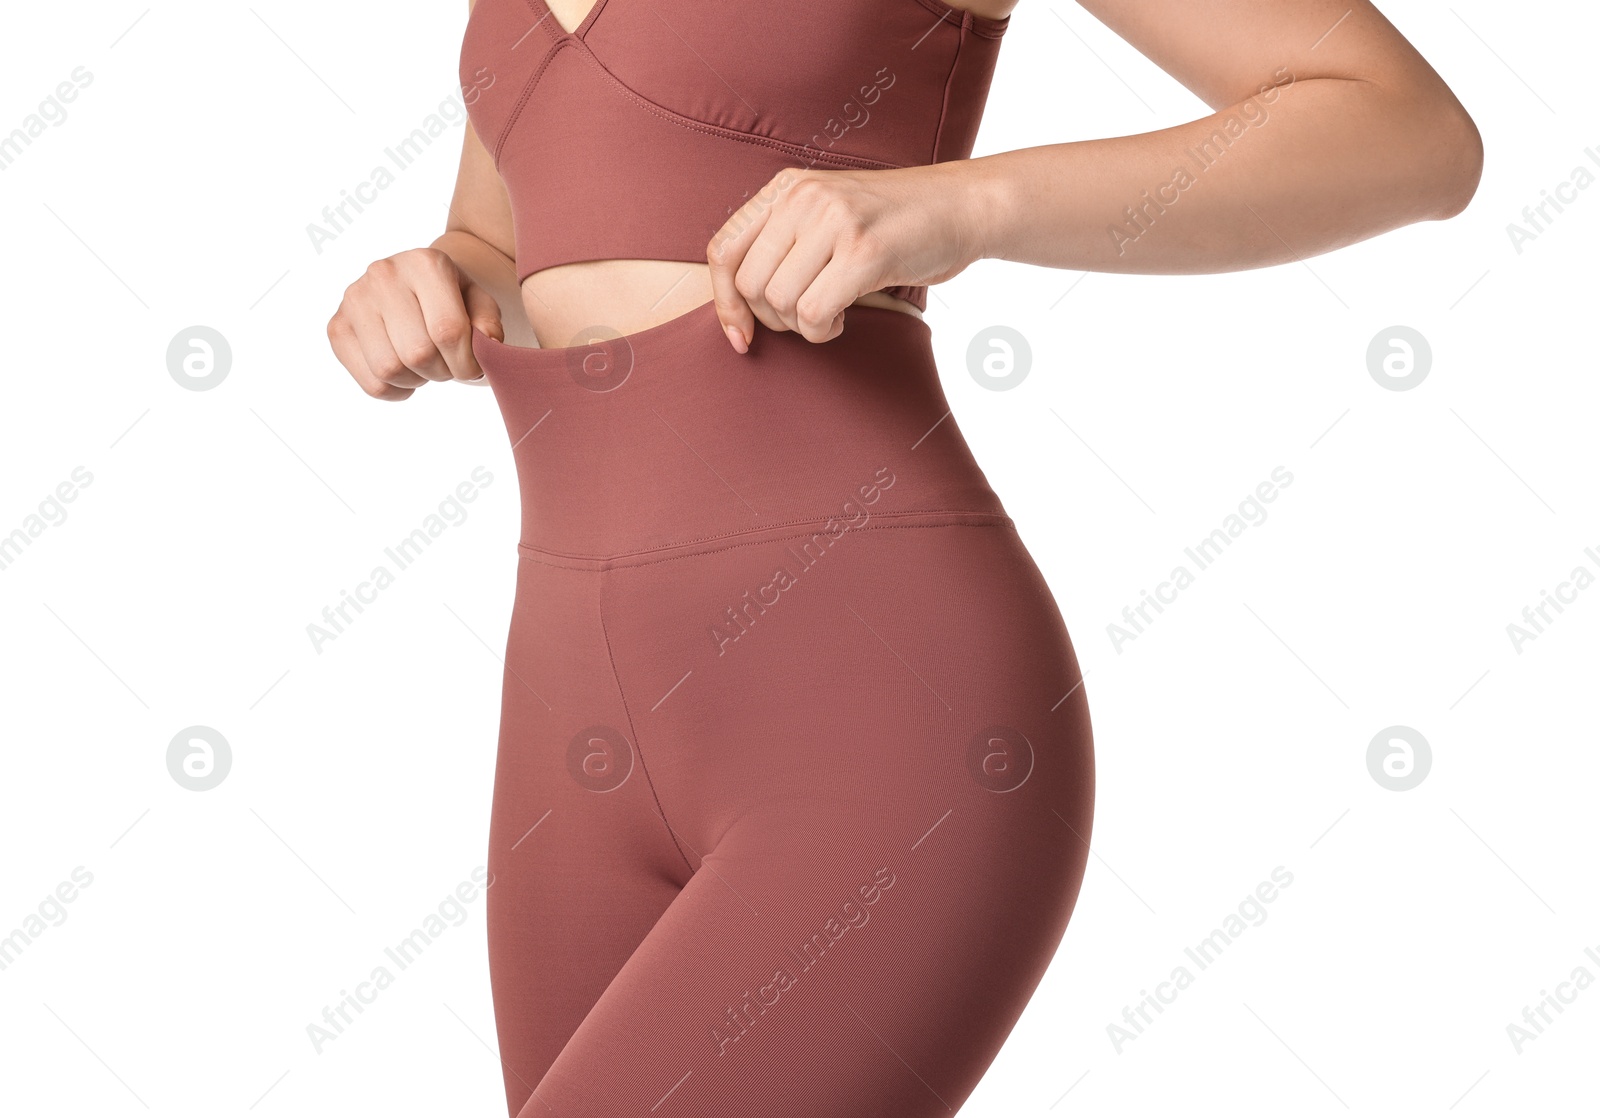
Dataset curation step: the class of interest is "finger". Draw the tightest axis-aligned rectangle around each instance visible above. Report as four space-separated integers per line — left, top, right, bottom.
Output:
413 277 480 383
462 281 504 341
457 281 503 383
708 175 789 352
348 302 429 392
733 222 800 338
793 255 858 344
708 226 758 352
760 231 836 335
328 314 416 401
382 286 456 382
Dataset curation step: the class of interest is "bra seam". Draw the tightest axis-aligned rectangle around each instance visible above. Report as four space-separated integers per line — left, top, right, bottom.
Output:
493 31 903 172
569 46 905 170
493 36 572 164
574 0 612 39
910 0 1009 39
518 0 565 43
930 13 966 163
490 2 1003 168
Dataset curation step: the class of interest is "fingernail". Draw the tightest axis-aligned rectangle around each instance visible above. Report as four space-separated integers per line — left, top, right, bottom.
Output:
725 323 748 354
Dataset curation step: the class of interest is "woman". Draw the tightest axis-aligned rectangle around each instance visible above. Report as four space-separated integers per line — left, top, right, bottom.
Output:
326 1 1480 1114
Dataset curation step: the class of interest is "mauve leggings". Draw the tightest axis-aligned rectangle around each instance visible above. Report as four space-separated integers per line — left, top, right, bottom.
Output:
470 299 1094 1118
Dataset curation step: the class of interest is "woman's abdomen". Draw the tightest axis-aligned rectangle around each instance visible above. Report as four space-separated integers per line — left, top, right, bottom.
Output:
517 260 920 351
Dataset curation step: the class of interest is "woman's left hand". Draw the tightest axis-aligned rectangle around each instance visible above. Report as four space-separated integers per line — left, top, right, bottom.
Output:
706 163 990 350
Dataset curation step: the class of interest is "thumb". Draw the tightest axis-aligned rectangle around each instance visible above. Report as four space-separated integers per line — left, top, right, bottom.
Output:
462 279 504 342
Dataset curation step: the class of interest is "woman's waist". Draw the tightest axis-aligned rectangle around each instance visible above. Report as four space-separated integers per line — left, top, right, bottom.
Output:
472 299 1004 558
514 262 923 349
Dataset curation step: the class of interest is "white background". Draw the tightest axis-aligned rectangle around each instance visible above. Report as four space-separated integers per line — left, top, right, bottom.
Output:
1 1 1594 1115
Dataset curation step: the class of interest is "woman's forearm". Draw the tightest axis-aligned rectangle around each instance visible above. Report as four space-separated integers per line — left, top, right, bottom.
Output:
960 72 1483 275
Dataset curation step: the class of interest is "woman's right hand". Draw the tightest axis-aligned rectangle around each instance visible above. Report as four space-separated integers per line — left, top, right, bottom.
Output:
327 247 505 401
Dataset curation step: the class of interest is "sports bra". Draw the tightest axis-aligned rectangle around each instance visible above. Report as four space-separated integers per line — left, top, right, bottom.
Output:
458 0 1009 313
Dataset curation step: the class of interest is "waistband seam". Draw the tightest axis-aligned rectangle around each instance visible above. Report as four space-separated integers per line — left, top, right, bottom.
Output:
515 509 1014 570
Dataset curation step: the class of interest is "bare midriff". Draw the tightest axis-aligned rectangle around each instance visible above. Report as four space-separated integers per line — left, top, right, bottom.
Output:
516 261 917 349
513 0 1015 348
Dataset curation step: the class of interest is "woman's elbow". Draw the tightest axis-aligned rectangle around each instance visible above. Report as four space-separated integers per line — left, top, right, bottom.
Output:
1423 101 1485 220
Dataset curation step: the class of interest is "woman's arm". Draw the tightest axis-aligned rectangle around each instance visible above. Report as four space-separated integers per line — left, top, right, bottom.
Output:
433 106 535 341
707 0 1483 346
326 0 528 399
970 0 1483 272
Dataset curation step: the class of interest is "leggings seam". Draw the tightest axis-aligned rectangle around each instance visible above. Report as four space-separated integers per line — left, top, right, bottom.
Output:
518 510 1015 570
595 569 699 878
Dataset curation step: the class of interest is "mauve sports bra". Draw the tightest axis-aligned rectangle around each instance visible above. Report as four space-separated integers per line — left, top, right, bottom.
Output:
458 0 1010 313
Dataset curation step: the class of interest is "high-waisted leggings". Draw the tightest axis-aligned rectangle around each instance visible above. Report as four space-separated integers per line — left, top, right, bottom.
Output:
470 299 1094 1118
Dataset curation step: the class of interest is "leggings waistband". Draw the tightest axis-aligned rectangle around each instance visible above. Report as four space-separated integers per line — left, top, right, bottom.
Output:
471 299 1007 559
514 509 1016 570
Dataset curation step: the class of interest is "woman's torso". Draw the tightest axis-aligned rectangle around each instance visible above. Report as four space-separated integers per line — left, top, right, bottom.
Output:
460 0 1018 347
